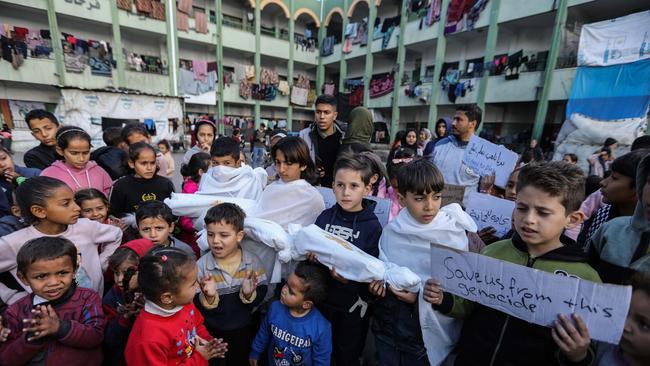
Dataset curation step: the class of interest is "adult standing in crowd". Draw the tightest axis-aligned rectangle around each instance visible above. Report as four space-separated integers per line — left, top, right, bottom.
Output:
342 106 374 150
523 139 545 162
430 104 483 203
299 94 343 187
251 122 267 168
423 117 451 156
182 119 216 164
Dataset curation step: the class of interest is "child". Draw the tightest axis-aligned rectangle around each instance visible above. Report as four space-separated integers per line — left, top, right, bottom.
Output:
562 153 578 165
587 152 650 284
0 145 40 217
158 139 175 178
178 152 211 248
197 136 267 200
386 147 416 222
125 247 227 365
0 237 105 365
0 189 26 237
312 154 382 366
249 261 332 366
370 158 476 366
23 109 61 170
109 142 175 218
0 177 122 304
91 126 129 180
594 272 650 365
41 126 113 196
579 150 649 247
425 161 600 366
103 238 154 366
121 123 168 177
254 136 325 229
183 119 217 164
136 200 196 258
195 203 268 365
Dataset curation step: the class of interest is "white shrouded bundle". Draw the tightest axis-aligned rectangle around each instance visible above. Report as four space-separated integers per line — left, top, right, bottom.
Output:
197 165 267 201
291 224 421 292
164 193 257 230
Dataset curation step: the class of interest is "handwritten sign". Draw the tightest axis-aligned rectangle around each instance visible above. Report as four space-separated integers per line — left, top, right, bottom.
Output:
441 184 465 206
465 192 515 237
463 135 518 187
430 244 631 344
316 187 391 227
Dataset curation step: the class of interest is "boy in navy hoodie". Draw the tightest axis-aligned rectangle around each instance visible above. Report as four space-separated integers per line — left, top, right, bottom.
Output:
312 153 382 366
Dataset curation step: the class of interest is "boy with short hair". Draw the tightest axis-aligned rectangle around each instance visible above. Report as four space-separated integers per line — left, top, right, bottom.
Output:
562 153 578 165
135 200 196 258
249 261 332 366
121 123 168 177
196 203 268 365
23 109 61 170
198 137 267 200
313 153 381 366
91 127 129 180
578 149 650 247
425 161 600 366
587 152 650 284
370 158 477 365
0 237 105 365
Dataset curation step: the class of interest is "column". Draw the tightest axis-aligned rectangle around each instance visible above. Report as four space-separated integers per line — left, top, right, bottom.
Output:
390 0 409 139
254 0 261 128
532 0 569 140
109 0 125 88
338 0 349 93
362 1 377 106
287 0 295 131
165 0 179 96
46 0 65 86
427 0 451 131
475 0 502 133
215 0 225 134
316 21 326 94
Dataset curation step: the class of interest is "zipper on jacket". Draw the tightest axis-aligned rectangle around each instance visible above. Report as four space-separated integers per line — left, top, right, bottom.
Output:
489 315 510 366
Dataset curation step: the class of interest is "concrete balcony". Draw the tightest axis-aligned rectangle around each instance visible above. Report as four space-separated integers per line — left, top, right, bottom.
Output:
367 92 393 109
398 83 433 107
294 46 319 65
119 11 167 35
404 19 439 47
548 67 576 101
55 0 112 23
260 93 289 108
0 57 59 85
178 18 216 44
221 84 290 108
124 70 170 95
222 27 256 53
435 78 480 105
321 43 342 65
484 71 543 103
65 66 117 90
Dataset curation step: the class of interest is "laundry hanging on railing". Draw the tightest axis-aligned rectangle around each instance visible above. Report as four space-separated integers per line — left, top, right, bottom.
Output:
369 72 395 98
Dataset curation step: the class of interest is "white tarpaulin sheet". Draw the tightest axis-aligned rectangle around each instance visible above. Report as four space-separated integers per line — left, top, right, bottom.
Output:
54 89 183 144
578 10 650 67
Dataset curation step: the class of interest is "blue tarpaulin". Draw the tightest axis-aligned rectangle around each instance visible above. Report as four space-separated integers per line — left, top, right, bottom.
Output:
566 58 650 120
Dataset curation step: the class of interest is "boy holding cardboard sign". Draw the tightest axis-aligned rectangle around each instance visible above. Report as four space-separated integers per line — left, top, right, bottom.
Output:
425 161 602 365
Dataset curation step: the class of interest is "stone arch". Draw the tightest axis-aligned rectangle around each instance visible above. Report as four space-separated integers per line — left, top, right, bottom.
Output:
294 7 320 27
260 0 290 18
324 7 344 26
347 0 381 18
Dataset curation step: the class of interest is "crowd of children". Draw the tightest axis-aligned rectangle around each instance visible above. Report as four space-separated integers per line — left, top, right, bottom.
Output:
0 105 647 366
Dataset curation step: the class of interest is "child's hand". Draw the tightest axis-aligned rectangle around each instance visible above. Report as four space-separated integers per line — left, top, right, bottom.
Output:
200 275 219 304
551 314 591 363
389 287 418 304
195 335 219 360
199 142 211 153
423 279 444 305
330 267 349 284
22 305 60 341
305 252 319 263
3 170 20 183
369 280 386 297
249 359 259 366
478 227 499 244
241 270 259 300
208 338 228 358
0 316 10 342
109 216 129 231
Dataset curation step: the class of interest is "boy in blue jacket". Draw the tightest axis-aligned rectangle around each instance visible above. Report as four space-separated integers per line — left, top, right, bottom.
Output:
312 153 382 366
249 261 331 366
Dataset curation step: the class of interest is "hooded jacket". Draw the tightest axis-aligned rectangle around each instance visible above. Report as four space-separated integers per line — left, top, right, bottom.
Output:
437 233 600 366
315 199 382 311
586 153 650 284
423 117 452 157
91 145 129 180
41 160 113 197
342 107 373 149
299 121 344 187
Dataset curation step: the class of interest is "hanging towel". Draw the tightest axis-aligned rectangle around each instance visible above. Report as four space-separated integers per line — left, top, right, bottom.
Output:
192 59 207 81
195 11 208 34
234 63 246 81
245 65 256 81
290 87 309 106
278 81 290 96
151 1 166 20
177 11 189 31
135 0 152 13
177 0 193 14
117 0 132 11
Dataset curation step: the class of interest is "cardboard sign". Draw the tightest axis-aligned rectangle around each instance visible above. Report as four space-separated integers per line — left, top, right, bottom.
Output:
441 184 466 207
430 244 631 344
463 135 519 187
465 192 515 238
316 187 391 227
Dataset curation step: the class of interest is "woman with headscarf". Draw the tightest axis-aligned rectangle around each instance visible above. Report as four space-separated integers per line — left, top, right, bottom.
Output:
418 128 432 155
423 117 452 157
388 128 419 162
342 106 374 150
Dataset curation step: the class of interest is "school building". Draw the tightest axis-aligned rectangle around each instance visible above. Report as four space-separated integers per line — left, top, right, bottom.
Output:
0 0 645 152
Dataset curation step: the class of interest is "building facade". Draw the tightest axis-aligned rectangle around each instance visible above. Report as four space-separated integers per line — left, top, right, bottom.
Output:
0 0 645 151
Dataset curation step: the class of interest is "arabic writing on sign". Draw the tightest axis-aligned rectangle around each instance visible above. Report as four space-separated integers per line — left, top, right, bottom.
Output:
65 0 101 11
465 192 515 237
462 135 518 187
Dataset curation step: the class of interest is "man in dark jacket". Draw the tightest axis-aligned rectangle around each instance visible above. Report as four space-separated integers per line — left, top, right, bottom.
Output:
23 109 61 170
91 127 129 180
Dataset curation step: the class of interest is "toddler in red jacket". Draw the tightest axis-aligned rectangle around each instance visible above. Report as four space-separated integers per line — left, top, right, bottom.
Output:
0 236 105 366
124 246 228 365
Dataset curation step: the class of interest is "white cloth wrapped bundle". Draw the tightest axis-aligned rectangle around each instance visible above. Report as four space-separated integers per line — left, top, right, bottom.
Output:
379 203 476 366
252 179 325 229
291 224 420 291
198 165 267 201
164 193 257 227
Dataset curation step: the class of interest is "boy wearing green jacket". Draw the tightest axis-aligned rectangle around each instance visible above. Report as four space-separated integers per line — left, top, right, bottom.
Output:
426 161 601 366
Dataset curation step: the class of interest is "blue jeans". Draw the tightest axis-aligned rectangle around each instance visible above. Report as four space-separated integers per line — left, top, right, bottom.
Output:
375 336 430 366
252 146 266 168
